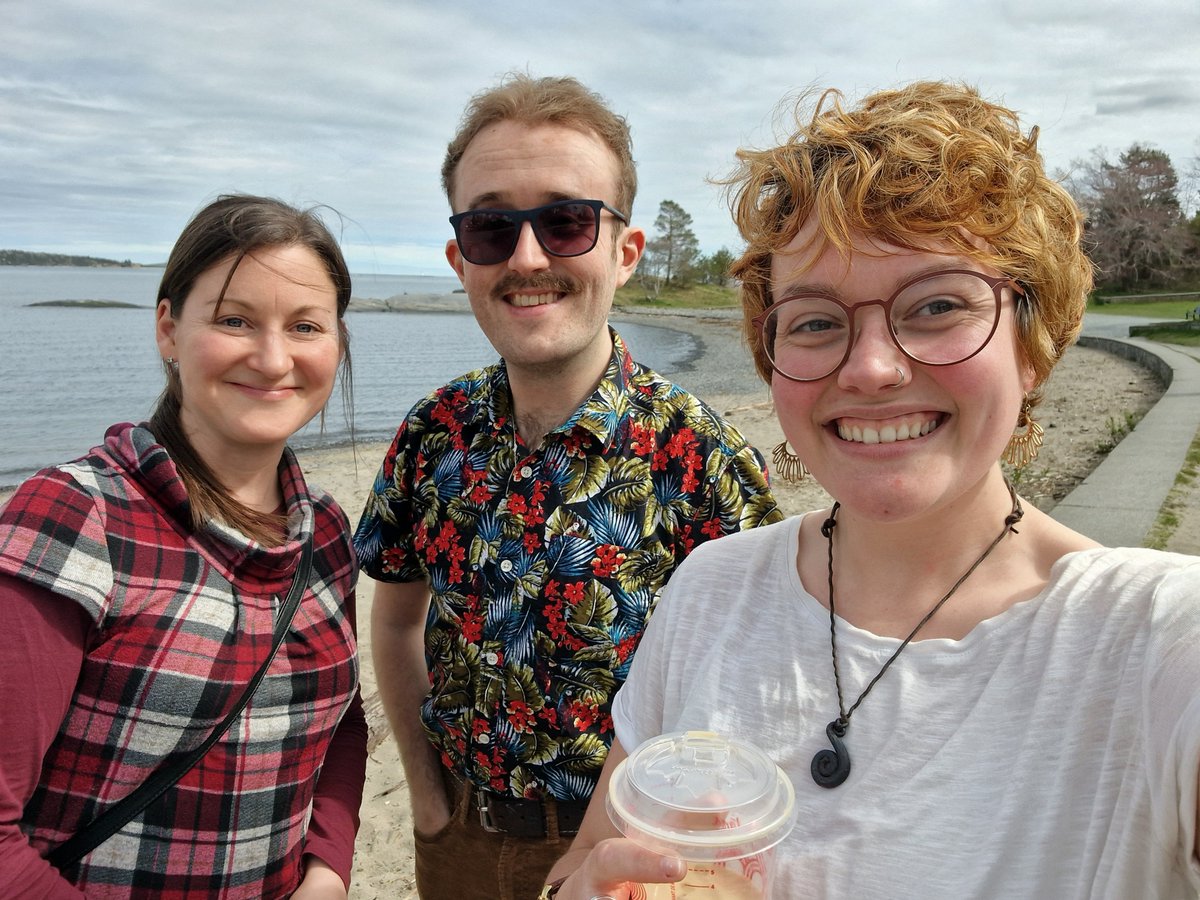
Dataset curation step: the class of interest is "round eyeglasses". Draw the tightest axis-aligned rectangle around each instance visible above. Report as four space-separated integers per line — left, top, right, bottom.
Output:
449 199 628 266
753 269 1023 382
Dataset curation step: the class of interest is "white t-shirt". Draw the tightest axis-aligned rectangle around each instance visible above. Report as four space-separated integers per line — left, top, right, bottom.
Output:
613 515 1200 898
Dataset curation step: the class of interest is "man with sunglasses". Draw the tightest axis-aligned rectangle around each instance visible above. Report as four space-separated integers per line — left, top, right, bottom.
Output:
355 73 780 900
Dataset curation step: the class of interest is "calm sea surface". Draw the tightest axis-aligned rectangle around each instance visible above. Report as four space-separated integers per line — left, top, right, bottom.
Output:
0 267 695 487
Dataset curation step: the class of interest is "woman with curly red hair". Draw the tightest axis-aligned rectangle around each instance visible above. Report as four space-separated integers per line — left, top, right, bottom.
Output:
543 82 1200 899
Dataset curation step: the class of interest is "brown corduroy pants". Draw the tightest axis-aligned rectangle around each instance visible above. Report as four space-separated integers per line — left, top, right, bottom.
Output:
413 773 577 900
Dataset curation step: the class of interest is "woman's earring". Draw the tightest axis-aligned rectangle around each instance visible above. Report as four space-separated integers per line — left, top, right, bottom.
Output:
1003 395 1044 469
772 440 809 484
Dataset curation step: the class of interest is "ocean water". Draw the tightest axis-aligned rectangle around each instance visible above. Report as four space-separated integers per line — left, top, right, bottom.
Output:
0 267 696 487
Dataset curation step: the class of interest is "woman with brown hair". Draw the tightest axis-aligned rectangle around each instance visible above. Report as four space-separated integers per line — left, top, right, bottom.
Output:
0 194 366 898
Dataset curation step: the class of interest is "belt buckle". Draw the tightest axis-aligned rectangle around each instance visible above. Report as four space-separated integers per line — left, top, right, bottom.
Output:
476 790 502 833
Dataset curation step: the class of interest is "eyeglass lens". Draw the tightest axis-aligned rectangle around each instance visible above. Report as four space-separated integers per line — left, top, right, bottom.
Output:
452 200 604 265
761 271 1003 381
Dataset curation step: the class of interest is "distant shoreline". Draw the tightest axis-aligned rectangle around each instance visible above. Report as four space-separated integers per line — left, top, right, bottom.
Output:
29 299 147 309
347 292 471 314
0 250 152 268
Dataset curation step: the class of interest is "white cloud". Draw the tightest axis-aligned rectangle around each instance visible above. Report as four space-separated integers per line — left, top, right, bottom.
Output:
2 0 1197 272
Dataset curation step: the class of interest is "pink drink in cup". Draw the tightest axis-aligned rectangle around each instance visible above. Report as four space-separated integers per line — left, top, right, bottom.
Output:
607 731 796 899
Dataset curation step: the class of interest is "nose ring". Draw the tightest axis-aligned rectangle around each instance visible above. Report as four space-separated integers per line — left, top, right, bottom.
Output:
890 366 906 387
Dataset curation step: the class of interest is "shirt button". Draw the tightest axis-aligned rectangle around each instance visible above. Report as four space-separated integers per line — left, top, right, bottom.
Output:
520 465 533 478
478 733 491 745
500 559 513 573
484 651 499 665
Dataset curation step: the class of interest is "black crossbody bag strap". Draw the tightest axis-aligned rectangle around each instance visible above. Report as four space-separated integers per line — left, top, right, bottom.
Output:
48 535 314 871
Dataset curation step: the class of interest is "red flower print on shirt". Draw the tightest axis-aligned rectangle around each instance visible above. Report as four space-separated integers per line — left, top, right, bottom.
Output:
616 634 639 663
562 433 588 457
630 422 656 457
506 700 536 733
434 521 458 553
381 546 407 575
545 598 568 641
591 545 626 578
461 610 483 643
569 699 599 731
665 427 696 458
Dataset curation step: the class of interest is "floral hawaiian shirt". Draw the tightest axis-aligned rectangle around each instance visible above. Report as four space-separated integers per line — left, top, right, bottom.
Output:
355 330 781 801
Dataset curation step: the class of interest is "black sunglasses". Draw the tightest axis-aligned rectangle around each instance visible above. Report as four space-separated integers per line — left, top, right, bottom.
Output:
449 199 628 266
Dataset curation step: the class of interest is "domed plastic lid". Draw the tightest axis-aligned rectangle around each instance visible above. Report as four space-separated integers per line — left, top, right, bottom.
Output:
606 730 796 861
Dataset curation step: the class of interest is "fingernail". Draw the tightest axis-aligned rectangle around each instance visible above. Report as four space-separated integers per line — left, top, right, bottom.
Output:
664 858 686 879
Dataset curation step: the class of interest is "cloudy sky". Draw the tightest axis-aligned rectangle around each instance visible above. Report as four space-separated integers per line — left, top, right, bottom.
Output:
3 0 1198 275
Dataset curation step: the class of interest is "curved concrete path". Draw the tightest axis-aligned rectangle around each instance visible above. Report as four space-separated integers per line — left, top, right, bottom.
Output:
1050 314 1200 548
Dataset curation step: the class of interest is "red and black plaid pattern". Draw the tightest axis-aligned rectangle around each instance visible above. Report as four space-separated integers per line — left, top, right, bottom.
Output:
0 424 359 898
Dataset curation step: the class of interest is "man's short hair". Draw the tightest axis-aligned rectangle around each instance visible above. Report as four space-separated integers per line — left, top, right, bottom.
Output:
442 73 638 218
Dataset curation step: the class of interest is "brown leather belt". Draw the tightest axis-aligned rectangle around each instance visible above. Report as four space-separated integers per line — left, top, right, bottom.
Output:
474 789 588 837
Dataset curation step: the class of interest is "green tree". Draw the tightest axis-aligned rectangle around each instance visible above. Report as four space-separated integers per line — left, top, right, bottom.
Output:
642 200 700 289
1070 144 1188 290
696 247 736 286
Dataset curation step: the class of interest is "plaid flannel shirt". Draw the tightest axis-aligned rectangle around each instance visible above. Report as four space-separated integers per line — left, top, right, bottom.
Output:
0 423 360 898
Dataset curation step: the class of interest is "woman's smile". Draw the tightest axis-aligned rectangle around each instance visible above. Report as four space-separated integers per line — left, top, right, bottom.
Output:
833 413 944 444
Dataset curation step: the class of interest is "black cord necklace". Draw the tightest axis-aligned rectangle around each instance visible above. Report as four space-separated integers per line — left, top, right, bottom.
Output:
810 482 1024 789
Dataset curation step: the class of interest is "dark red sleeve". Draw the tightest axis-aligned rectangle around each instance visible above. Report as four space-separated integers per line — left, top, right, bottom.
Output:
301 590 368 889
0 574 89 898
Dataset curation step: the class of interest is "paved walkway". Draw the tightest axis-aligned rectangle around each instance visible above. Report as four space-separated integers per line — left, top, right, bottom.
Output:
1051 314 1200 550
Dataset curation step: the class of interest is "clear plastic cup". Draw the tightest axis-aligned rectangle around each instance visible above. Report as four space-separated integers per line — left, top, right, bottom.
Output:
606 730 796 899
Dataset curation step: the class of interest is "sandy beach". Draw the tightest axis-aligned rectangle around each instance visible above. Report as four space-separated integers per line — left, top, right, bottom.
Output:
0 305 1183 897
292 308 1173 898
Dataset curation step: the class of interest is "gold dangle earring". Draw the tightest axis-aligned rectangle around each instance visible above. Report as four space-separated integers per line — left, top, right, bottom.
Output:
1003 394 1044 469
772 440 809 483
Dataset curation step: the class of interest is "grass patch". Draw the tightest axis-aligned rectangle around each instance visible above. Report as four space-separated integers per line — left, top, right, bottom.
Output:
615 282 739 309
1089 298 1200 319
1094 411 1141 456
1145 429 1200 550
1090 296 1200 345
1124 328 1200 347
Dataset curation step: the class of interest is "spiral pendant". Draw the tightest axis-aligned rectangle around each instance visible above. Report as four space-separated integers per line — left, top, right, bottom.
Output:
811 719 851 788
